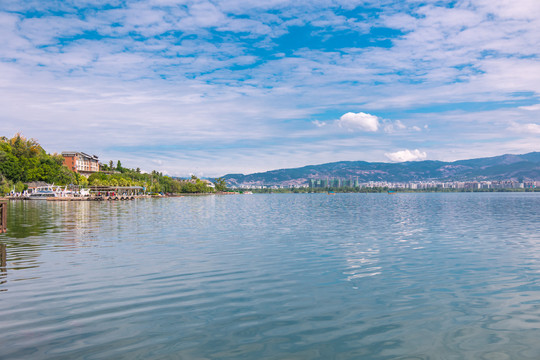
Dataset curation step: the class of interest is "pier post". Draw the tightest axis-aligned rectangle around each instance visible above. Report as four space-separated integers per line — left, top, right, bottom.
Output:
0 201 6 234
0 243 5 268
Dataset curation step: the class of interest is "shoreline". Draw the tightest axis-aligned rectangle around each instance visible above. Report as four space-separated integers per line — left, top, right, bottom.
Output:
3 190 538 201
248 188 540 194
4 191 239 201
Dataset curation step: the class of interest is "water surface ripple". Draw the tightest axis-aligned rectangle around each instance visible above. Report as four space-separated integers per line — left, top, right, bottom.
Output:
1 193 539 359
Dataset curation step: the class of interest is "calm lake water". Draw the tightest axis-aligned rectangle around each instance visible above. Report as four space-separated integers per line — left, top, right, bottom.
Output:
1 193 539 359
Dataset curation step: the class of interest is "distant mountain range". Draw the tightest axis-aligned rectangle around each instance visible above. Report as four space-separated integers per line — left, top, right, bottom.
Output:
223 152 540 187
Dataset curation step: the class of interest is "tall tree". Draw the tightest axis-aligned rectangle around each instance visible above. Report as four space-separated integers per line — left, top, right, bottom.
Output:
213 177 228 192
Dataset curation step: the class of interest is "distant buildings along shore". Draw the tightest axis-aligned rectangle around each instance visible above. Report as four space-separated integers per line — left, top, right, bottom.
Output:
229 178 538 190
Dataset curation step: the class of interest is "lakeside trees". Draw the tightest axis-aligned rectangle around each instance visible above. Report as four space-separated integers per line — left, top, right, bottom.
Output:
86 169 216 193
0 134 225 195
0 134 83 193
213 177 227 192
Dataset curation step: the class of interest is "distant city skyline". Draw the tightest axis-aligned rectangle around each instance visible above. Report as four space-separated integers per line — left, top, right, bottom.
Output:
1 0 539 177
234 179 538 190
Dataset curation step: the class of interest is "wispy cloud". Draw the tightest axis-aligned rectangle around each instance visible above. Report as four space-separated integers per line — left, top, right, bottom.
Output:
312 120 327 128
509 122 540 135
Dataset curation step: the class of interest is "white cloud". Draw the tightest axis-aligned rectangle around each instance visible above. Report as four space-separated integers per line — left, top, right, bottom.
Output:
394 120 406 130
383 123 394 133
519 104 540 111
337 112 380 132
312 120 327 127
382 119 420 133
385 149 427 162
525 123 540 134
509 122 540 134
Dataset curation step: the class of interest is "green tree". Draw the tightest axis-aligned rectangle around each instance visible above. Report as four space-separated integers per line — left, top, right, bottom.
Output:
181 182 198 193
9 133 43 158
0 174 11 195
213 177 228 192
77 175 89 187
14 181 25 193
0 134 78 185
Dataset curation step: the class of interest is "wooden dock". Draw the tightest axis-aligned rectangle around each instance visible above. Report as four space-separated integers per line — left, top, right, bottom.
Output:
46 195 150 201
4 195 151 202
0 200 7 234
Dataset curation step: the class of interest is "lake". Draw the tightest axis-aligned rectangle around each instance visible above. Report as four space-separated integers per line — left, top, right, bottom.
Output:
1 193 539 359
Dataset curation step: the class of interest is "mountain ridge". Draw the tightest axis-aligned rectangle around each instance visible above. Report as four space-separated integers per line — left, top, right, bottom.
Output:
223 152 540 186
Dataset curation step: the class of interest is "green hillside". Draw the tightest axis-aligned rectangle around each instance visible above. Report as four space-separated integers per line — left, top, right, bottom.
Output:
223 153 540 186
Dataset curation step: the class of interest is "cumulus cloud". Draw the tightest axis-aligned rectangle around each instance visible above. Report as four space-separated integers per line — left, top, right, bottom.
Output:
385 149 427 162
337 112 380 132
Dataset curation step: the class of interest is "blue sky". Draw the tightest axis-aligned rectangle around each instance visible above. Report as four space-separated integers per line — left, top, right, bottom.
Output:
1 0 539 176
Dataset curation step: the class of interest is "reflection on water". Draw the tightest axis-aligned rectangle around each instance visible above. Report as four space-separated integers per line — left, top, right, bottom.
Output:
0 193 539 359
344 246 381 280
0 243 6 290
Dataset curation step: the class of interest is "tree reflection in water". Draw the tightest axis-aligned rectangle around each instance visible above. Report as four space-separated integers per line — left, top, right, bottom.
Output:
0 199 129 288
0 200 88 286
0 243 6 290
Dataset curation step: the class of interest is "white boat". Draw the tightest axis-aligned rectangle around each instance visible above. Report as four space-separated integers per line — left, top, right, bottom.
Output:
27 186 60 200
79 188 91 197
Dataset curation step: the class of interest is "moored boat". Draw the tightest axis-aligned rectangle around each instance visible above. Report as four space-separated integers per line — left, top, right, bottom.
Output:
27 186 61 200
28 189 58 199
